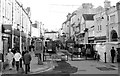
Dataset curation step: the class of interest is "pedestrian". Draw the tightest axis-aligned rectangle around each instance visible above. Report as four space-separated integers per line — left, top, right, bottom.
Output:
110 47 116 63
85 48 91 60
23 51 32 74
11 48 15 68
6 48 14 70
14 49 22 71
78 47 81 58
22 49 26 57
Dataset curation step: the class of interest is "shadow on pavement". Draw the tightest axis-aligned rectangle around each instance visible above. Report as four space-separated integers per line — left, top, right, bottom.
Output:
52 61 78 74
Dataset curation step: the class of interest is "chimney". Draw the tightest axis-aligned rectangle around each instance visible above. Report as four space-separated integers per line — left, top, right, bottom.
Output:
104 0 111 9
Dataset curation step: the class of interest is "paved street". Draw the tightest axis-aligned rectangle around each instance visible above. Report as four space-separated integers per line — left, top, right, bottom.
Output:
1 52 54 75
38 50 119 75
1 49 119 76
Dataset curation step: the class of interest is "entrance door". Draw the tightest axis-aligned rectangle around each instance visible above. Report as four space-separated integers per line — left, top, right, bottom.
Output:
3 38 9 62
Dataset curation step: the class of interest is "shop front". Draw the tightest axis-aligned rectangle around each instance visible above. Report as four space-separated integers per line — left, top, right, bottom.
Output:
78 33 85 44
14 29 20 51
2 24 12 62
94 36 106 60
21 32 26 52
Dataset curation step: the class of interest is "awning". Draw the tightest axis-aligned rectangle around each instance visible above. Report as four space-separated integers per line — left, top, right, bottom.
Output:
95 36 106 40
105 42 119 45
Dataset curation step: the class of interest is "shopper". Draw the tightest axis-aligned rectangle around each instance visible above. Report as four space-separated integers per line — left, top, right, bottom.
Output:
14 49 22 71
110 47 116 63
6 48 14 70
23 51 32 74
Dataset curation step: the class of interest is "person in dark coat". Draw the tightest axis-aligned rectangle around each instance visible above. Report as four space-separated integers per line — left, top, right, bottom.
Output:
110 47 116 63
23 51 32 74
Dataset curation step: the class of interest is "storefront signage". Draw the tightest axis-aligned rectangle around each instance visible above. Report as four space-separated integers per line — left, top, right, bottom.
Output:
4 29 11 33
88 37 95 40
2 24 12 34
95 36 106 40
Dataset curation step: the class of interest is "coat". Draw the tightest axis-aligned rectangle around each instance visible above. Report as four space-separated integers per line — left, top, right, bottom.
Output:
110 49 116 57
23 53 32 64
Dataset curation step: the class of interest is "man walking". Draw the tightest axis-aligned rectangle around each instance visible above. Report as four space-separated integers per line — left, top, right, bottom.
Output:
110 47 116 63
23 51 32 74
14 49 22 71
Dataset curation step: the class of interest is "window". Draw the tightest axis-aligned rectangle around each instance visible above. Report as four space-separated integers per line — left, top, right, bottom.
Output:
98 25 99 31
100 25 102 30
110 15 115 24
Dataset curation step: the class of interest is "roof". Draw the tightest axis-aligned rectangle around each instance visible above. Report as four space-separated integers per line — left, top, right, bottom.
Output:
82 14 95 20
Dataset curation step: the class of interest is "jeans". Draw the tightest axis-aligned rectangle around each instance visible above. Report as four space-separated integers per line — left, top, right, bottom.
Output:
25 64 30 74
16 61 19 71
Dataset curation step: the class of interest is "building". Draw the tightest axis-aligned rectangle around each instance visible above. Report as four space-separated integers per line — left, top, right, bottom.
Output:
0 0 32 62
61 0 120 62
93 0 119 62
44 31 58 41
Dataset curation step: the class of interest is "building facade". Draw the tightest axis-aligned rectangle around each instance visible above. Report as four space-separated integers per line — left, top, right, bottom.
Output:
61 0 120 62
0 0 32 62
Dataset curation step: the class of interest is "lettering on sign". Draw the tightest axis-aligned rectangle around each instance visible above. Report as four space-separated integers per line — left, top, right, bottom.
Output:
4 29 11 33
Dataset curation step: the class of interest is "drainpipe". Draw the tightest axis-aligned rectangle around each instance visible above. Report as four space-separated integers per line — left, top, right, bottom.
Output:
12 0 14 49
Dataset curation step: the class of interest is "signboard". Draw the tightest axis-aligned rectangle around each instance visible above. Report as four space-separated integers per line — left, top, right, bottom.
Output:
2 25 12 34
35 40 43 54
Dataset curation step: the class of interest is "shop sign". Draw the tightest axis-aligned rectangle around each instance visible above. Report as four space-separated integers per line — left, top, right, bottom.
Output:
88 37 95 40
95 36 106 40
4 29 11 33
2 24 12 34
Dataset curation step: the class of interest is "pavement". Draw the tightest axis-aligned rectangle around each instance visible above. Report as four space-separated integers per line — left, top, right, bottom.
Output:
0 49 119 75
59 49 119 74
1 52 54 74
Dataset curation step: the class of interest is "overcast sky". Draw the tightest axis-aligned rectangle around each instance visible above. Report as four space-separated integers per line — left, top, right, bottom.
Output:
19 0 119 31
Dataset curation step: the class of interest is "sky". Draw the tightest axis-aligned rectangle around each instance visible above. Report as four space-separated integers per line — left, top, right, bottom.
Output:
19 0 119 31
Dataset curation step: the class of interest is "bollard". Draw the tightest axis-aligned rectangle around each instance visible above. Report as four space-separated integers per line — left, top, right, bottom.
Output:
104 52 107 63
43 53 44 62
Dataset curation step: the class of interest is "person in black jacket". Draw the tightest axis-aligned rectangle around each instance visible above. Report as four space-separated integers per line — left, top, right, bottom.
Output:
110 47 116 63
23 51 32 74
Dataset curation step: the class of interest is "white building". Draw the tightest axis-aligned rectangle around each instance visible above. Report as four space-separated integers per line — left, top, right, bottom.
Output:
44 31 58 41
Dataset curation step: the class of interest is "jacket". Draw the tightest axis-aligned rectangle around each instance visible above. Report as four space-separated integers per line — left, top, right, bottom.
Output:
23 53 32 64
14 52 22 61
